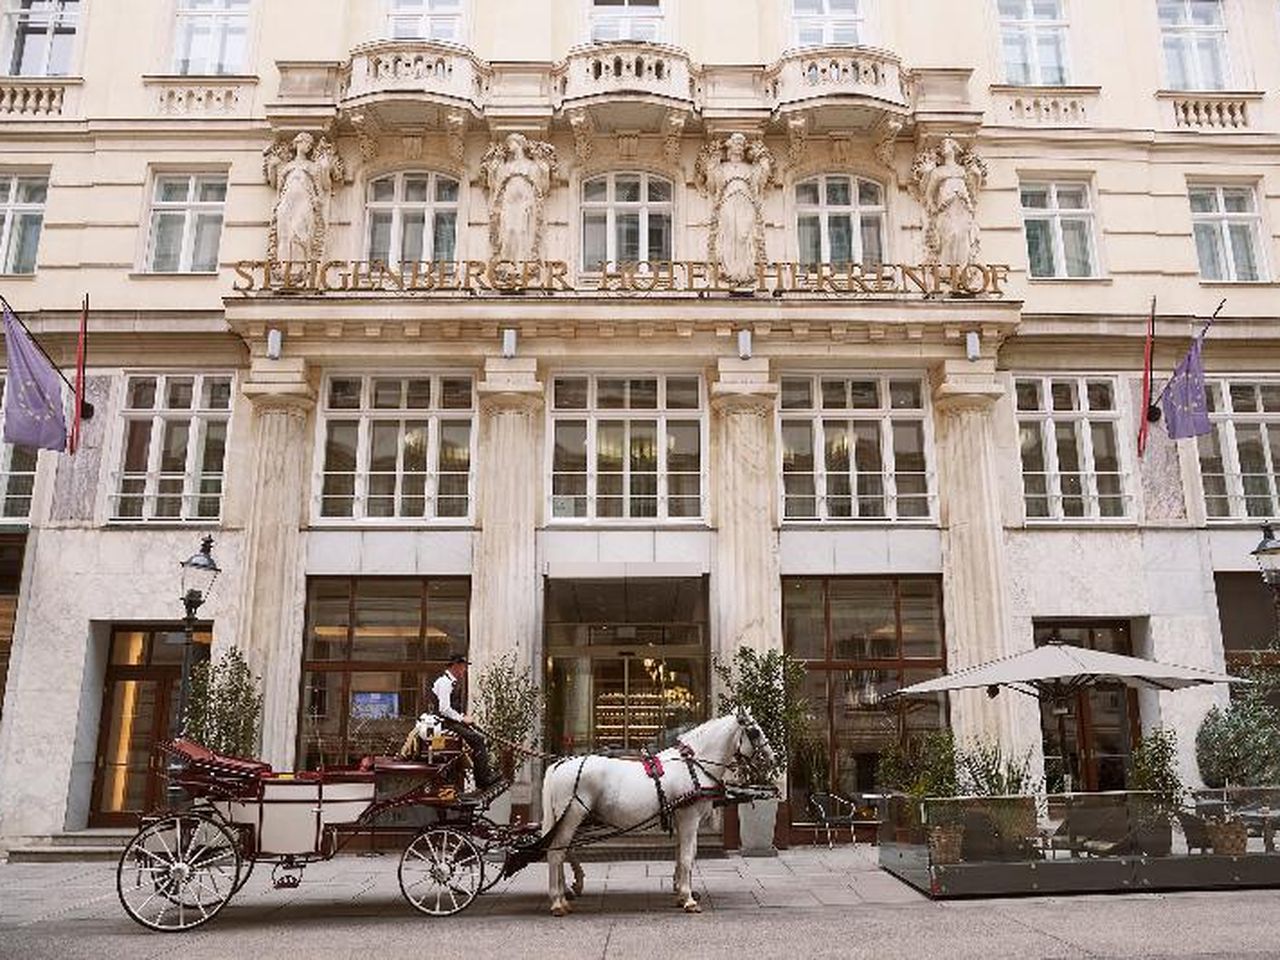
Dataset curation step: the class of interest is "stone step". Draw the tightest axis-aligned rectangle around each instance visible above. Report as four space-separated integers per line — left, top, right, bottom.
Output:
6 844 125 863
47 829 133 847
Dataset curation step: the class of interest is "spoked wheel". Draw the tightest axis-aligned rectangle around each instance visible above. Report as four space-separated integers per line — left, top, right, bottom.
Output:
117 813 242 932
399 827 483 917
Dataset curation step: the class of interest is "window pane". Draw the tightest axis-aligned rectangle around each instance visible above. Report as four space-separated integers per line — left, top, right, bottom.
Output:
1227 223 1259 281
1016 380 1043 411
859 214 883 267
1002 30 1032 85
1024 217 1056 277
1193 222 1225 280
666 377 699 409
798 214 822 266
647 211 671 262
781 378 812 410
440 378 471 409
148 212 186 272
1036 30 1067 84
432 211 456 261
5 212 42 274
190 212 223 271
616 211 640 263
615 176 641 203
368 211 393 264
827 214 852 263
1060 218 1093 277
1189 189 1219 213
825 177 851 206
400 210 426 264
583 211 607 270
796 181 820 206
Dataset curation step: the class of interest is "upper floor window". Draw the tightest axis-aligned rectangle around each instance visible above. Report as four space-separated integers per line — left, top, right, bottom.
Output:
1020 180 1098 279
1189 184 1264 282
998 0 1068 85
388 0 463 42
550 375 703 521
146 173 226 274
318 374 475 522
173 0 248 76
590 0 662 42
0 173 46 275
3 0 78 77
1016 376 1128 521
780 375 933 522
0 376 37 520
1199 380 1280 520
796 175 885 268
793 0 863 46
366 172 459 266
1159 0 1229 90
581 172 672 271
113 374 232 522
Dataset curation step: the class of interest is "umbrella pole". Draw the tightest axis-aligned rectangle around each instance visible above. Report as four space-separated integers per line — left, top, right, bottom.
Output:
1055 703 1072 793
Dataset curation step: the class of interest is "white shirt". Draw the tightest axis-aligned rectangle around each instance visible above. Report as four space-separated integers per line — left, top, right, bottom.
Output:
432 672 464 722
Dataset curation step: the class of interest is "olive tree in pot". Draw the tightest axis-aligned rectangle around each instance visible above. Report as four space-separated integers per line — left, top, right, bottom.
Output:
714 646 810 856
1128 727 1184 858
474 652 541 824
185 647 262 758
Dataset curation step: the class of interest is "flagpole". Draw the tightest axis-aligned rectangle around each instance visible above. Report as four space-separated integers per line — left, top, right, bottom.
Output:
0 293 82 397
1150 299 1225 409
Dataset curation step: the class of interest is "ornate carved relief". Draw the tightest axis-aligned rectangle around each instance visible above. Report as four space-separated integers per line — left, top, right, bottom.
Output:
444 111 467 163
480 133 558 262
615 131 639 160
693 133 776 285
873 117 902 172
909 136 987 267
785 114 807 168
263 132 345 263
567 109 593 165
663 111 686 166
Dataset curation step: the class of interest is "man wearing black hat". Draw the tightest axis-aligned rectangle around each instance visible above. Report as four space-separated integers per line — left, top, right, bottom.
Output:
431 655 497 794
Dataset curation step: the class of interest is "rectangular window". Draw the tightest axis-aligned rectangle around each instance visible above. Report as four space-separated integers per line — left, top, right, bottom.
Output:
590 0 662 42
1199 379 1280 520
388 0 463 42
145 173 227 274
1158 0 1228 90
779 375 934 522
793 0 863 46
173 0 248 75
3 0 79 76
549 374 703 522
112 373 233 522
1015 375 1129 520
998 0 1068 85
317 374 475 522
1189 184 1264 282
0 173 46 275
1020 180 1098 279
0 376 37 520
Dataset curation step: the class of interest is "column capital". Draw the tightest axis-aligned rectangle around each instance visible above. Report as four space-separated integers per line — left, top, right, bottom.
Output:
241 357 316 417
711 357 778 416
478 357 544 415
930 358 1003 415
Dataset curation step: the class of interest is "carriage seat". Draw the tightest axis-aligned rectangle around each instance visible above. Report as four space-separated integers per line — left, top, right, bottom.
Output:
169 738 273 778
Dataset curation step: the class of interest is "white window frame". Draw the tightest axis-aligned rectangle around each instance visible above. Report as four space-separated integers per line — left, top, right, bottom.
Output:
1199 379 1280 521
111 372 234 523
777 374 936 524
795 174 887 267
792 0 865 47
1188 183 1266 283
0 172 47 276
144 172 227 275
547 373 706 524
313 373 477 524
1015 374 1131 522
1158 0 1230 90
365 171 461 266
3 0 79 77
589 0 664 43
580 171 673 272
998 0 1070 85
0 375 38 522
172 0 249 76
1019 179 1099 279
387 0 464 43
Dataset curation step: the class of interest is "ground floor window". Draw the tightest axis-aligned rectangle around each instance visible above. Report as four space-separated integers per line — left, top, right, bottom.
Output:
1215 573 1280 711
299 577 469 770
783 576 947 817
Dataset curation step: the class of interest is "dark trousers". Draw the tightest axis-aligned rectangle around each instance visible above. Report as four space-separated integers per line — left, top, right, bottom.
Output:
442 719 495 788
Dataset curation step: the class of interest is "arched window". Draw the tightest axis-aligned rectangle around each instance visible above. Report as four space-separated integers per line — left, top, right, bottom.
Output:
795 174 885 267
581 172 673 271
366 172 459 266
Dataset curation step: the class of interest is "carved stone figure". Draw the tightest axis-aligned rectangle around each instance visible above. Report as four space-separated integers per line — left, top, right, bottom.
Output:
694 133 775 285
910 136 988 267
480 133 558 262
263 132 344 263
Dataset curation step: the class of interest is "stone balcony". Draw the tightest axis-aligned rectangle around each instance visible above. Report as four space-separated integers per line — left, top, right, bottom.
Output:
0 76 81 119
989 85 1100 128
766 45 909 132
1156 90 1264 131
143 75 258 118
556 42 697 132
339 39 488 124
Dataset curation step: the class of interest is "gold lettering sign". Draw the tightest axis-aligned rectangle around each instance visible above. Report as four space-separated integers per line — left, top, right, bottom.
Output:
232 259 1010 297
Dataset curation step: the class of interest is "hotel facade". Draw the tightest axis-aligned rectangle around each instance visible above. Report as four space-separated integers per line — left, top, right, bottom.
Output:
1 0 1279 846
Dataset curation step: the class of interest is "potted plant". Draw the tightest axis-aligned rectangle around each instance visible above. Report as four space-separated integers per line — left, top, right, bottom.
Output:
474 652 541 824
1128 727 1183 858
185 647 262 757
714 645 810 856
876 731 959 855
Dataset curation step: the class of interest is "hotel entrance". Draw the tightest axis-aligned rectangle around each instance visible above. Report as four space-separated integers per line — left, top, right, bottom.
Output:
544 578 708 754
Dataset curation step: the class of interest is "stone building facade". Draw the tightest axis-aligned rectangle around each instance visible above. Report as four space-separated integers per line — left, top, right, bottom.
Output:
1 0 1279 845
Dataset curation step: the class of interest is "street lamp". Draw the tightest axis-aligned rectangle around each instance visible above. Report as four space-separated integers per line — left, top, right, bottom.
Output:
1250 524 1280 642
175 535 220 737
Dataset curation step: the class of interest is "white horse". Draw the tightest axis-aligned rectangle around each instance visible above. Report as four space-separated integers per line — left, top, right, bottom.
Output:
539 709 773 916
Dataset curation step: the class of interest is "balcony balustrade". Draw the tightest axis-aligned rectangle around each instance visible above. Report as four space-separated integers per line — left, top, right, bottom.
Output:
768 46 909 112
558 42 696 109
0 77 79 118
341 40 488 110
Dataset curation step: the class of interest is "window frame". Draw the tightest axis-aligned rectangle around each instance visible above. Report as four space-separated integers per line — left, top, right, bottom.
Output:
1158 0 1231 91
171 0 250 76
1188 183 1266 283
364 171 461 267
144 172 228 275
0 375 38 522
2 0 80 77
1198 378 1280 522
0 171 47 276
791 0 866 47
588 0 665 43
1019 179 1100 280
997 0 1070 86
794 174 888 269
386 0 465 42
579 171 674 272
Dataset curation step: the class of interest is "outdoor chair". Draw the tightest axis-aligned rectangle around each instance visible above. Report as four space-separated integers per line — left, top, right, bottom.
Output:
808 792 858 848
1176 811 1213 854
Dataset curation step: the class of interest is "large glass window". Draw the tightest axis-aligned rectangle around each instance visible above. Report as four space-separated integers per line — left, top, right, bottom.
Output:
299 578 469 770
590 0 662 41
366 172 459 267
113 373 232 522
173 0 248 76
0 376 37 520
780 375 933 522
1199 380 1280 520
0 173 46 275
792 0 863 46
317 374 475 522
1158 0 1229 90
550 374 703 522
1016 375 1128 520
998 0 1068 85
1020 181 1098 279
795 175 885 269
1215 573 1280 711
581 172 672 271
784 577 947 810
3 0 78 76
388 0 463 42
145 173 226 274
1189 185 1264 283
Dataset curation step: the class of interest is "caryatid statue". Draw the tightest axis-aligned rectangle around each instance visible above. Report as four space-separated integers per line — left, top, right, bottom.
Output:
263 131 345 263
480 133 558 262
694 133 775 285
910 136 988 268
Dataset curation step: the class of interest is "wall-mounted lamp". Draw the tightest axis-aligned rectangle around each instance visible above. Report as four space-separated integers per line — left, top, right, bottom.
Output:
965 329 980 363
737 329 752 360
501 328 518 358
266 327 283 360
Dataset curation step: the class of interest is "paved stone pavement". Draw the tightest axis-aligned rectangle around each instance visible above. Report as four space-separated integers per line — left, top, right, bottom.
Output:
3 845 1280 959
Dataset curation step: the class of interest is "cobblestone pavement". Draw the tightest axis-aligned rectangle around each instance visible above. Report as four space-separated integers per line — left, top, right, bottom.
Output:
3 845 1280 959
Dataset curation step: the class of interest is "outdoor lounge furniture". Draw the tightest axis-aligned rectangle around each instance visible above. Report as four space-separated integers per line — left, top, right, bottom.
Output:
1045 799 1131 857
809 792 857 848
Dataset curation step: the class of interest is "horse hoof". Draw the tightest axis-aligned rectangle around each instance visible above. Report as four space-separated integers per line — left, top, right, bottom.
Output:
683 901 702 914
551 903 569 917
565 889 577 901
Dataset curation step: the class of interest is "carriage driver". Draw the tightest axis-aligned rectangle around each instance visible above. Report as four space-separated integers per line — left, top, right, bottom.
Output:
432 655 498 795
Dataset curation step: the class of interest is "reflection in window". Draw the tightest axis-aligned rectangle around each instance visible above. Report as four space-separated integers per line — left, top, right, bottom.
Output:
581 172 672 271
4 0 79 77
366 172 459 267
795 175 885 269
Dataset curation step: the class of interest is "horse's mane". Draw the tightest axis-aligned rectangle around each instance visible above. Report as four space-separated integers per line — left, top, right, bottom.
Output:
668 713 739 763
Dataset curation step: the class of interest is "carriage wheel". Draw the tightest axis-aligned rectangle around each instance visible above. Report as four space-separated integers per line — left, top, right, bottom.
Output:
399 828 483 917
117 813 242 932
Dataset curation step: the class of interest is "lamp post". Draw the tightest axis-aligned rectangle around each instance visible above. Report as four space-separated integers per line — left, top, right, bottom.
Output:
1250 524 1280 643
175 535 220 737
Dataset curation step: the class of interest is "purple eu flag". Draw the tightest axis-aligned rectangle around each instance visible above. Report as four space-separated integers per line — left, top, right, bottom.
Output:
1161 335 1211 441
3 304 67 452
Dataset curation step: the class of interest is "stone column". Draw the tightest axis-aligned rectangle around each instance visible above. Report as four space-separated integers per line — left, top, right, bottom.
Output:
237 357 315 769
711 358 782 657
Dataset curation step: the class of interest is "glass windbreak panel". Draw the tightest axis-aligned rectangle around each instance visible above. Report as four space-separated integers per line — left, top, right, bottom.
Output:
830 580 897 660
351 580 423 661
